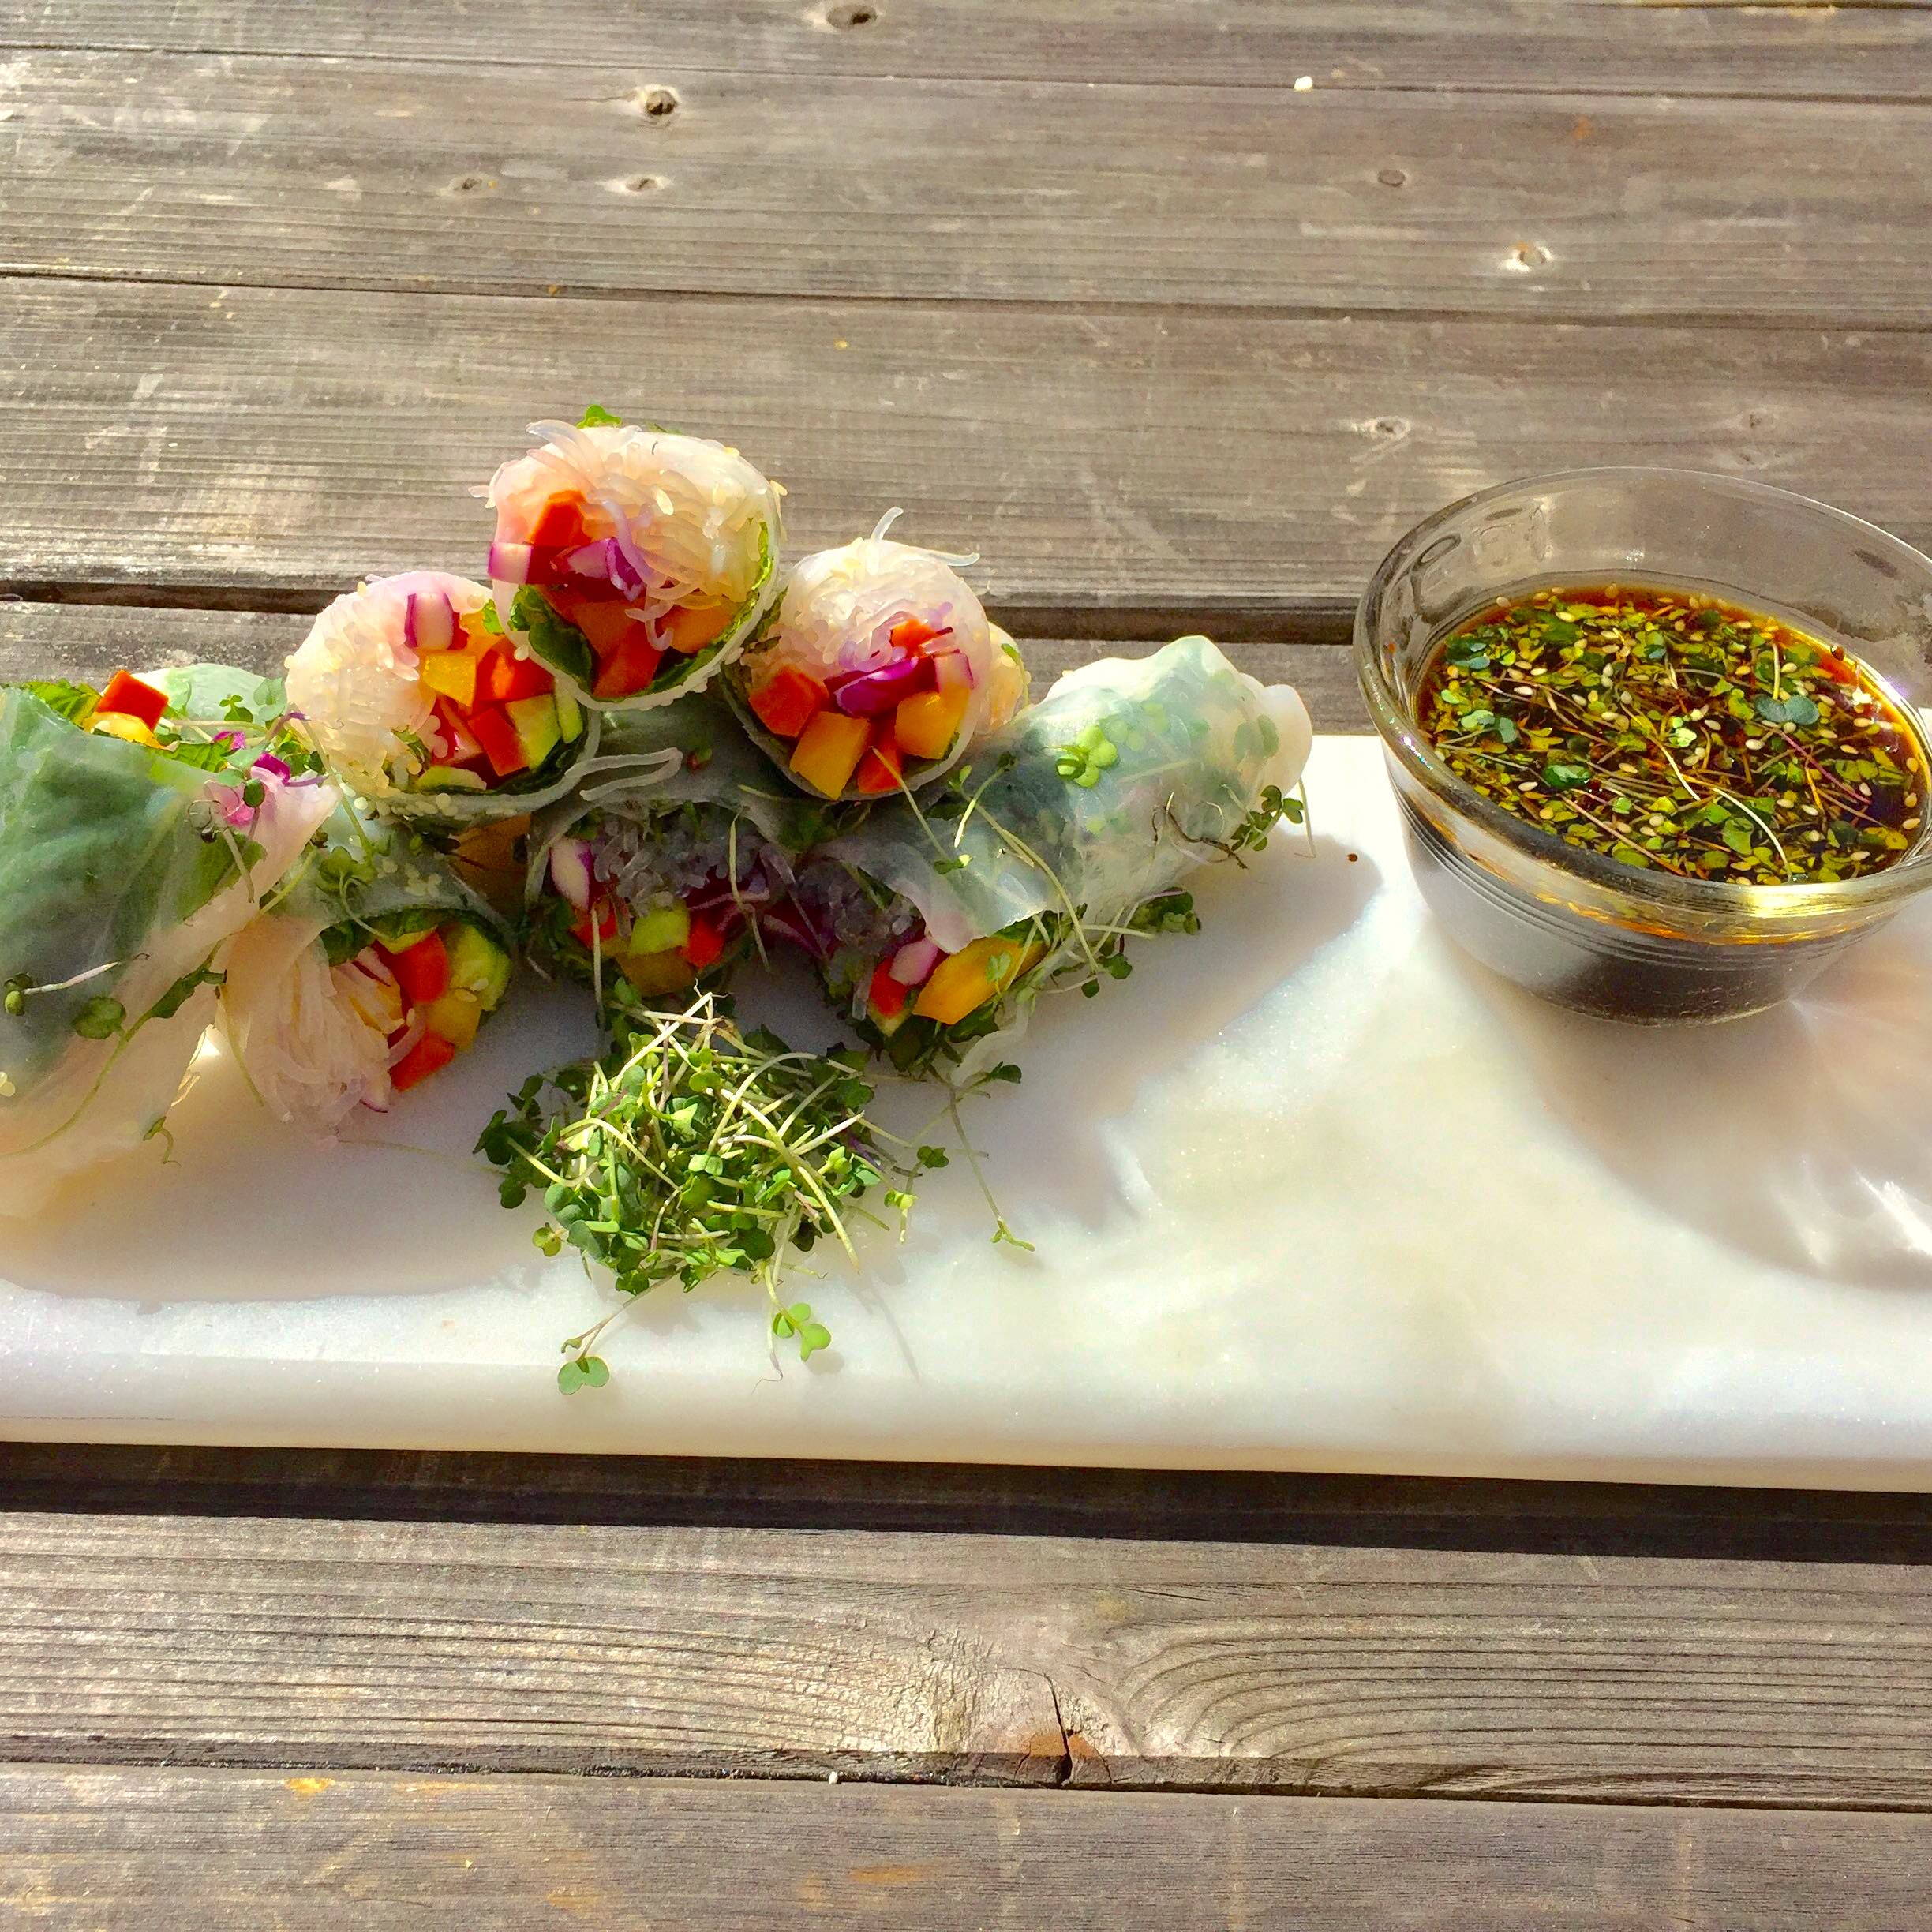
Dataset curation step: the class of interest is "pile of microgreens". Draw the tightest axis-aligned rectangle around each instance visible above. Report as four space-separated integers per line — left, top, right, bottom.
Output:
477 985 958 1391
1421 590 1924 884
483 684 1309 1391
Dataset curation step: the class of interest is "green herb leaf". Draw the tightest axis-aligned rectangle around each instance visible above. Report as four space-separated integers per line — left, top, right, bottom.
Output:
1756 692 1822 728
71 996 125 1039
577 404 624 428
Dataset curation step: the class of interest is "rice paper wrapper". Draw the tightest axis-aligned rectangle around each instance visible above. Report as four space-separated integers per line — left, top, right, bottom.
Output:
220 801 509 1133
0 683 339 1214
489 421 784 713
530 691 835 886
826 636 1312 954
815 637 1310 1079
285 571 603 829
727 531 1005 800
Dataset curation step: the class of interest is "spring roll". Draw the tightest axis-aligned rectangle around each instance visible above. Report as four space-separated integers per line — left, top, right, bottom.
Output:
219 803 515 1131
526 692 829 1005
285 570 598 825
730 511 1028 801
790 636 1311 1077
485 412 783 712
0 666 339 1214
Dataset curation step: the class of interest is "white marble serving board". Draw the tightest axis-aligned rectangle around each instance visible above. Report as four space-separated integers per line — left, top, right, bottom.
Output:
6 736 1932 1488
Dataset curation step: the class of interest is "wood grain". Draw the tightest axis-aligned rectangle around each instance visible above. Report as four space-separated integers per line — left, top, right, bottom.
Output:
6 276 1930 619
3 0 1927 100
9 51 1928 323
4 1507 1932 1801
0 601 1371 728
6 1768 1932 1932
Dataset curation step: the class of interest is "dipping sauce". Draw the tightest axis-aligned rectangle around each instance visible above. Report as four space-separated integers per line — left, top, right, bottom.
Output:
1417 586 1927 886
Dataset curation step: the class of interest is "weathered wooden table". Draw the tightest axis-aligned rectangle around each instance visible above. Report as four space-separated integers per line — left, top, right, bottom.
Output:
5 2 1932 1923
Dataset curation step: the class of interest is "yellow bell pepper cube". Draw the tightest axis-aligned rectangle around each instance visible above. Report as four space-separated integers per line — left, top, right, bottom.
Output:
619 949 698 998
421 989 483 1053
894 684 969 762
788 710 871 798
913 935 1046 1025
417 649 480 710
90 711 159 749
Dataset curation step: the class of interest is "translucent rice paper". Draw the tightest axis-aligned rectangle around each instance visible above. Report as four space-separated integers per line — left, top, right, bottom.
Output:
815 635 1312 1074
731 516 1024 799
220 803 508 1134
284 570 600 827
487 420 784 711
537 691 836 871
0 683 339 1215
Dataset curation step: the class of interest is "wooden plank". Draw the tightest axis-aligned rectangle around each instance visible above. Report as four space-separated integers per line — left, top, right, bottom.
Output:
0 601 1369 729
7 1442 1932 1563
6 1769 1932 1932
6 276 1931 619
5 1507 1932 1801
3 0 1928 101
8 51 1929 324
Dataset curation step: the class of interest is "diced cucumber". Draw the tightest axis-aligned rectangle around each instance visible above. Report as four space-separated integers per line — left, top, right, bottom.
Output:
445 920 512 1010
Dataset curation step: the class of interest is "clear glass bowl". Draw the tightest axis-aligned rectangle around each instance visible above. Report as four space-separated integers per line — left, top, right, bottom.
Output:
1355 468 1932 1022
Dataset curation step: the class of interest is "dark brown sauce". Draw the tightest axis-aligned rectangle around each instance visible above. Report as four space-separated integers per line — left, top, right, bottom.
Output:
1417 584 1926 886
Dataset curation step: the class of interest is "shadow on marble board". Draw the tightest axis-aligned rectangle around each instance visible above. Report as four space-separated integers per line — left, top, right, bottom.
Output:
0 833 1379 1313
1458 905 1932 1294
620 832 1381 1360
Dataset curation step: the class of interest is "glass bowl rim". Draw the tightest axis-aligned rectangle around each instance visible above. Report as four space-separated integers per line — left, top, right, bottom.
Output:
1354 465 1932 918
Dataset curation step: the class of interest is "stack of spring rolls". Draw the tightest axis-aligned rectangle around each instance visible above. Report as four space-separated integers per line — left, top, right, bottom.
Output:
0 410 1310 1216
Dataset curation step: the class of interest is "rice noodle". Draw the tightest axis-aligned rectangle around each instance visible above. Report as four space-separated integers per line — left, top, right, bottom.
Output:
486 421 784 706
218 915 395 1133
731 516 1027 796
285 571 489 799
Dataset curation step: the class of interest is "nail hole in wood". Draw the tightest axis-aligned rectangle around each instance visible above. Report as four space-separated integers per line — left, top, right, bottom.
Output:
451 174 491 194
828 2 878 23
1377 167 1406 189
1369 417 1408 440
638 85 680 121
623 174 668 193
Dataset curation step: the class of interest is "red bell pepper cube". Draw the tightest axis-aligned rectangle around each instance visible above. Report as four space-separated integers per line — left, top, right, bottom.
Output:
855 729 904 796
591 629 665 700
380 928 451 1008
389 1030 459 1094
554 595 642 661
467 703 529 779
479 642 555 705
747 667 829 740
867 959 908 1020
431 697 485 767
679 911 728 972
528 494 591 553
571 899 619 950
96 670 169 729
889 617 945 653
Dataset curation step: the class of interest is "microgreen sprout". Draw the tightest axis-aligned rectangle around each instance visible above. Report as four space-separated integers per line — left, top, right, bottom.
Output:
478 987 933 1387
1055 724 1120 788
1421 588 1926 882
